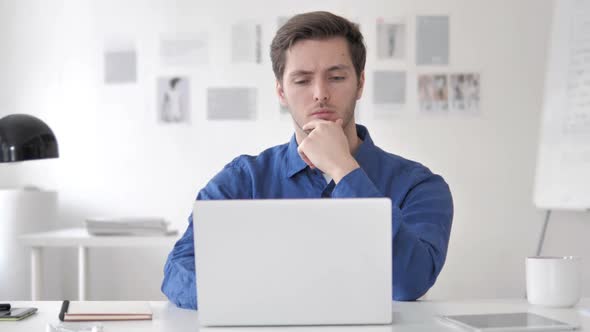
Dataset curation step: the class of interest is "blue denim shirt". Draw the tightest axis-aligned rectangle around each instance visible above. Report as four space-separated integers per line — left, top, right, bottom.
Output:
162 125 453 310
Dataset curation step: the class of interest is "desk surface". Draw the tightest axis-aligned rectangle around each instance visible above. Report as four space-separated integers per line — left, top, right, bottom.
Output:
19 228 179 247
2 298 589 331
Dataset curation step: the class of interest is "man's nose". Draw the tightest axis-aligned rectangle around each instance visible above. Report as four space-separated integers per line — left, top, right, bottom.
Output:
313 80 330 102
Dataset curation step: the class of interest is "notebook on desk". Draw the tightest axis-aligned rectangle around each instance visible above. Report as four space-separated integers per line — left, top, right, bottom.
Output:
58 301 152 321
193 198 393 326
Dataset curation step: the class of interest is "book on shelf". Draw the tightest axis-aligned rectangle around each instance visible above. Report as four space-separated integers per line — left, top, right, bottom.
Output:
84 217 177 236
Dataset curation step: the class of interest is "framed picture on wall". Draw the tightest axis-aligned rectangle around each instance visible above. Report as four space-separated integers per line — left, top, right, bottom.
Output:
156 76 191 124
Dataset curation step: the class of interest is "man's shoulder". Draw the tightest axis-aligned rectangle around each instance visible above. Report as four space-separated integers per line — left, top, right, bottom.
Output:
371 144 436 181
227 142 290 170
358 125 435 180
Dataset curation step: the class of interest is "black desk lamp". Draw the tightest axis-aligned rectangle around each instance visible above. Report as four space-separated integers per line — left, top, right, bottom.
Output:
0 114 58 163
0 114 58 308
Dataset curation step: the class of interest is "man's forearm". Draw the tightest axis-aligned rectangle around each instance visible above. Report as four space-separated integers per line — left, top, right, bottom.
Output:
161 223 199 310
332 167 453 300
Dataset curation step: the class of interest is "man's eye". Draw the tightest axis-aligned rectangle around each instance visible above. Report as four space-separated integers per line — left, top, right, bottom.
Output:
330 76 345 81
294 79 309 85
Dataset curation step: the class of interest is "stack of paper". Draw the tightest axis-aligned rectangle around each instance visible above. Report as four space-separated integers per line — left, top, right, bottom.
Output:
85 217 177 236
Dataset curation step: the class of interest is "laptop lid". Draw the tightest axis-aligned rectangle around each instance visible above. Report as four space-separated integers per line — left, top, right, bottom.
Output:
193 198 392 326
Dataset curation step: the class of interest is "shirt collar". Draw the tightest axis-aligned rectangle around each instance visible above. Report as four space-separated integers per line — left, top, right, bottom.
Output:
285 124 376 178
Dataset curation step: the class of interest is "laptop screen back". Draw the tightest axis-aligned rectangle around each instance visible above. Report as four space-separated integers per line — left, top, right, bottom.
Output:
194 198 392 326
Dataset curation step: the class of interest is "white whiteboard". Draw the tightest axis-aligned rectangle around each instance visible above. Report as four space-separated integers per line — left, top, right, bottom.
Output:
534 0 590 210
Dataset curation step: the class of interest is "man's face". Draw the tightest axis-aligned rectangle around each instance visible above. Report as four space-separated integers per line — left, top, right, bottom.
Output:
276 37 365 136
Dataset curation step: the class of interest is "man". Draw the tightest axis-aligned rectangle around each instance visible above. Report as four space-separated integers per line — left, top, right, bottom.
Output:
162 11 453 310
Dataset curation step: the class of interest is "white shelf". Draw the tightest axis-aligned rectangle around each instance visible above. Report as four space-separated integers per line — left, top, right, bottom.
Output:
19 228 179 247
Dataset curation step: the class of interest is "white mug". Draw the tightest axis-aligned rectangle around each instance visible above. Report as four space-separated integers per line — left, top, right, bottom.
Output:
526 256 582 307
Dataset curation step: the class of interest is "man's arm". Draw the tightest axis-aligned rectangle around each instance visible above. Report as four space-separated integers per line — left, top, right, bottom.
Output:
162 215 198 309
332 167 453 301
161 160 251 310
297 120 453 300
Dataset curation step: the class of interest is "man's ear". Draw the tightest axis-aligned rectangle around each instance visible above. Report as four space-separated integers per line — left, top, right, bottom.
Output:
276 80 287 106
356 71 365 100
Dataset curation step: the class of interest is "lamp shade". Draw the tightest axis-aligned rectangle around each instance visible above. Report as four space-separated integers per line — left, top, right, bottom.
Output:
0 114 59 163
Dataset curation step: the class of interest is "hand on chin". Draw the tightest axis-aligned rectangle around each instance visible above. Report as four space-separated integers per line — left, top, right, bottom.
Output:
298 119 349 170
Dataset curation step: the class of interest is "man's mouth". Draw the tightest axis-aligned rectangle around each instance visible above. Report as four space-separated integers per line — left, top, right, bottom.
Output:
310 110 336 120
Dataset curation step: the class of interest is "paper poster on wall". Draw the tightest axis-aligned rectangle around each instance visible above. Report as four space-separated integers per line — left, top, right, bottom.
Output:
373 71 406 112
157 76 191 123
449 73 480 112
416 15 449 65
418 74 448 112
160 34 208 66
376 18 406 61
232 23 262 64
104 41 137 84
207 87 257 120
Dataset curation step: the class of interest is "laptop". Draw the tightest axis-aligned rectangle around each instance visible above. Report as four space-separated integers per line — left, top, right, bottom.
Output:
193 198 392 326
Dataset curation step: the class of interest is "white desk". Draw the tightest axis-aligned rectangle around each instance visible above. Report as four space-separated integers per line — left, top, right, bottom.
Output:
19 228 179 301
1 298 589 331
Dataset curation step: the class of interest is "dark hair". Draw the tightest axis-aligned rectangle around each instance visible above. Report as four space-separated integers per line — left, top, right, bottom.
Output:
169 77 181 88
270 11 366 82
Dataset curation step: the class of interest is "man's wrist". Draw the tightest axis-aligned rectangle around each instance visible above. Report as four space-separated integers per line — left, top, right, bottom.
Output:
331 158 360 184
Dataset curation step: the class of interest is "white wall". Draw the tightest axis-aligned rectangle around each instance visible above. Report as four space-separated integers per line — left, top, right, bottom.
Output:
1 0 588 301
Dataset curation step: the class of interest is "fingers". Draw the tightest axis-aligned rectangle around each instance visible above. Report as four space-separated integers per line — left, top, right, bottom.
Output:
298 118 345 171
301 119 331 132
301 119 344 137
297 147 315 169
